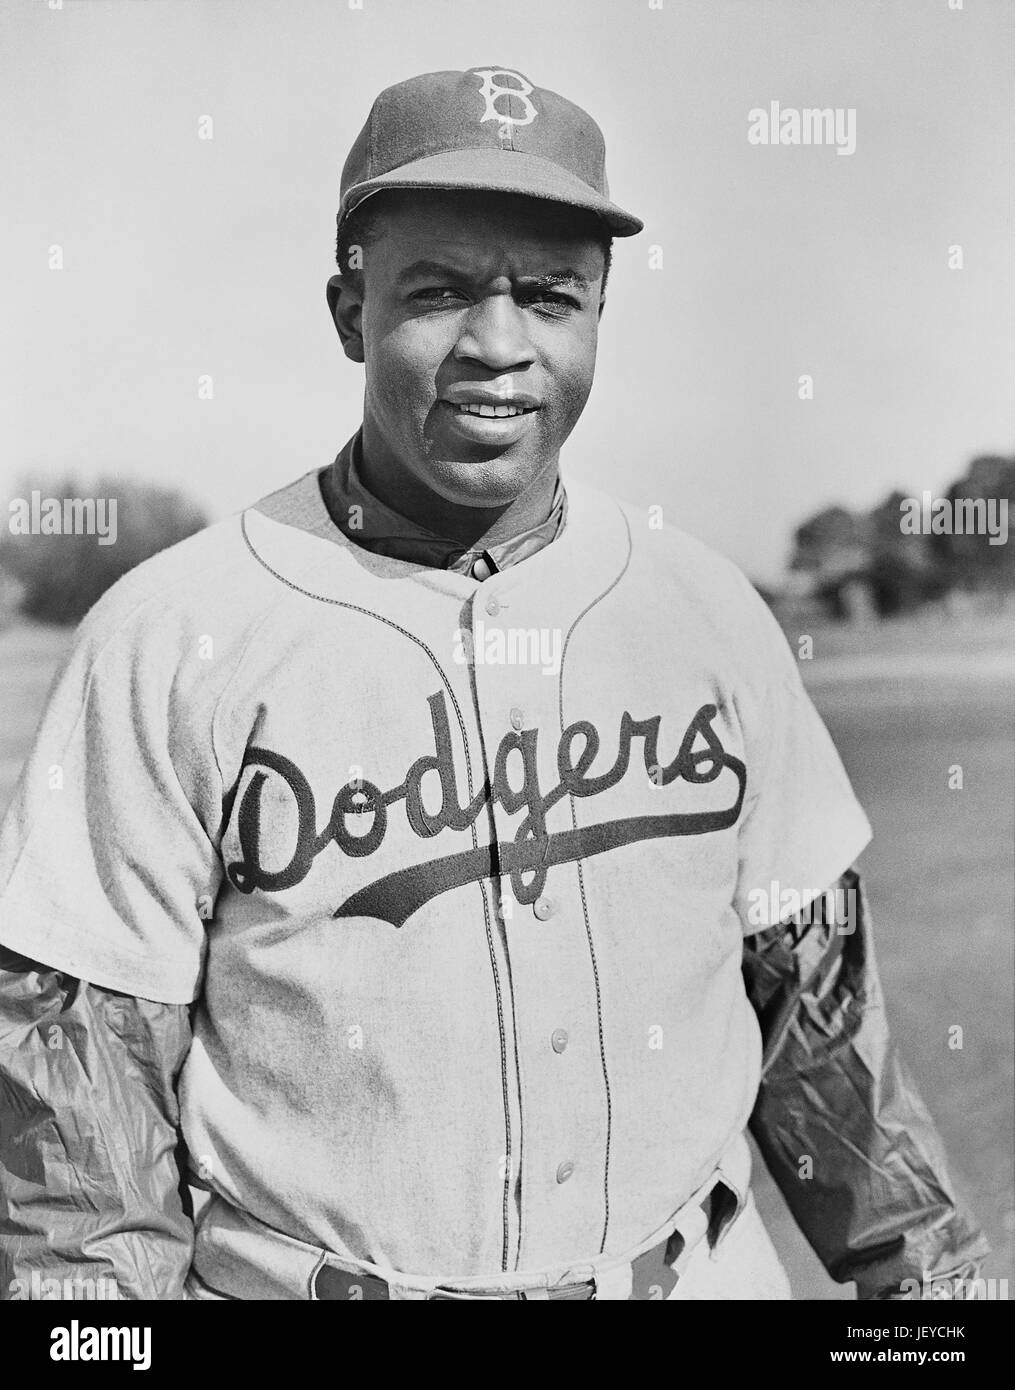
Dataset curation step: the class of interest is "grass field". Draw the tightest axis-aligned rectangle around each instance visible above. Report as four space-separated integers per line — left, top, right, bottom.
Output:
1 609 1012 1298
755 611 1015 1298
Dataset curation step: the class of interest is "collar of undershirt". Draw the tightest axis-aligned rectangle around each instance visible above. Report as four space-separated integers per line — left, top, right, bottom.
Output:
318 429 568 580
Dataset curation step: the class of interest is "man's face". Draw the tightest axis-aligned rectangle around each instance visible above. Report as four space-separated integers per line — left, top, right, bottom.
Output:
339 190 607 510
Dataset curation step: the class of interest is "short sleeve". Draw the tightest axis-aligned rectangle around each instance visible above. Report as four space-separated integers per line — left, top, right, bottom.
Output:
732 616 872 934
0 603 222 1004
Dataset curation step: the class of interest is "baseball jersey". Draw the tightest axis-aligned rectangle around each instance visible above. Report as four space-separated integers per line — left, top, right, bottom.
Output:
0 461 871 1279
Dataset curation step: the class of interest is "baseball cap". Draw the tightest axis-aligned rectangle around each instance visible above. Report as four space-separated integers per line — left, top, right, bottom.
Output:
336 66 644 240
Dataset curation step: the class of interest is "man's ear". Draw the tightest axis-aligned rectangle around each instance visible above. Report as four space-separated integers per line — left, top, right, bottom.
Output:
327 274 364 364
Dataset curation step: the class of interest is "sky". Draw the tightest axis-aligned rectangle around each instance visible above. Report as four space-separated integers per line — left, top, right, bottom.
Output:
1 0 1013 582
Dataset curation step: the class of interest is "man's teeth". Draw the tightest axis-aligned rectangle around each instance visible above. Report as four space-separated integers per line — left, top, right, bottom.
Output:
455 403 528 417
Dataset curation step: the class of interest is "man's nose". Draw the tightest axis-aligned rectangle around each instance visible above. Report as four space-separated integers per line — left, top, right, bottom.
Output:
453 294 536 373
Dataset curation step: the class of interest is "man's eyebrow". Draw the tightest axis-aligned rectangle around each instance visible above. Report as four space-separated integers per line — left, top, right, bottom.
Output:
395 260 466 286
517 271 592 293
395 262 593 292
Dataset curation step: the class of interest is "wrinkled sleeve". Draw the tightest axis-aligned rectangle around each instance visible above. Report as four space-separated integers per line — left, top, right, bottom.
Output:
743 869 989 1299
0 587 222 1004
0 947 193 1301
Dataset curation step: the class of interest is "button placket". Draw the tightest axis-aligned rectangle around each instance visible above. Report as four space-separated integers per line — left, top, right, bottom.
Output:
468 589 606 1264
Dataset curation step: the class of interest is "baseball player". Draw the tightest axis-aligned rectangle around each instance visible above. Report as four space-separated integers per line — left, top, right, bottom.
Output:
0 67 986 1301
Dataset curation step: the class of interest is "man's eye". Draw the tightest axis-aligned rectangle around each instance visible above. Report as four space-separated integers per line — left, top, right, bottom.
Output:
522 291 580 314
411 287 463 304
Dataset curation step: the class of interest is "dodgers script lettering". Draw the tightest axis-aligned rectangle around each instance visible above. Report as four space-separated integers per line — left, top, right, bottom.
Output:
226 694 747 927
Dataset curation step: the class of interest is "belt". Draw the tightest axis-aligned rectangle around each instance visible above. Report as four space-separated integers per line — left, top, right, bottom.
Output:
313 1180 740 1301
188 1132 752 1302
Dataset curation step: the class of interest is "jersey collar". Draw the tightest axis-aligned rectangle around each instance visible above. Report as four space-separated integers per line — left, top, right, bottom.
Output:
241 452 632 629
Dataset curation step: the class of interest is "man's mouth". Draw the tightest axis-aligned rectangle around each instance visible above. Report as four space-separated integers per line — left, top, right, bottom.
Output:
452 402 537 418
438 381 542 442
440 378 542 419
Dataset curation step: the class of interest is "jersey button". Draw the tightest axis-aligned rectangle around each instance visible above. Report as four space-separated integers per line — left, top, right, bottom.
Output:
556 1161 575 1184
509 707 524 730
551 1028 569 1054
485 596 501 617
533 897 554 921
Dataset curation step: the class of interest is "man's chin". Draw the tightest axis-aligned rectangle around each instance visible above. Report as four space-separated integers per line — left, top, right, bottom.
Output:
421 452 547 510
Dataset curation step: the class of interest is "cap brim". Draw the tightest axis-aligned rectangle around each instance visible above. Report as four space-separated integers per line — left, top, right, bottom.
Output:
339 147 643 237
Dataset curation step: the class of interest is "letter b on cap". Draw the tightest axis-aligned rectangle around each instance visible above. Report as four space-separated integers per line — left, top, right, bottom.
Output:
473 69 538 127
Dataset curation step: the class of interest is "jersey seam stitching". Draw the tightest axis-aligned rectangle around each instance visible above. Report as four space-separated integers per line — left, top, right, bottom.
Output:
557 503 633 1255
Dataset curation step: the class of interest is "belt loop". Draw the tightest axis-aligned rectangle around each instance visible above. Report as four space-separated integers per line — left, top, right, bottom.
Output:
595 1263 634 1300
708 1132 752 1260
308 1252 327 1300
672 1201 710 1275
